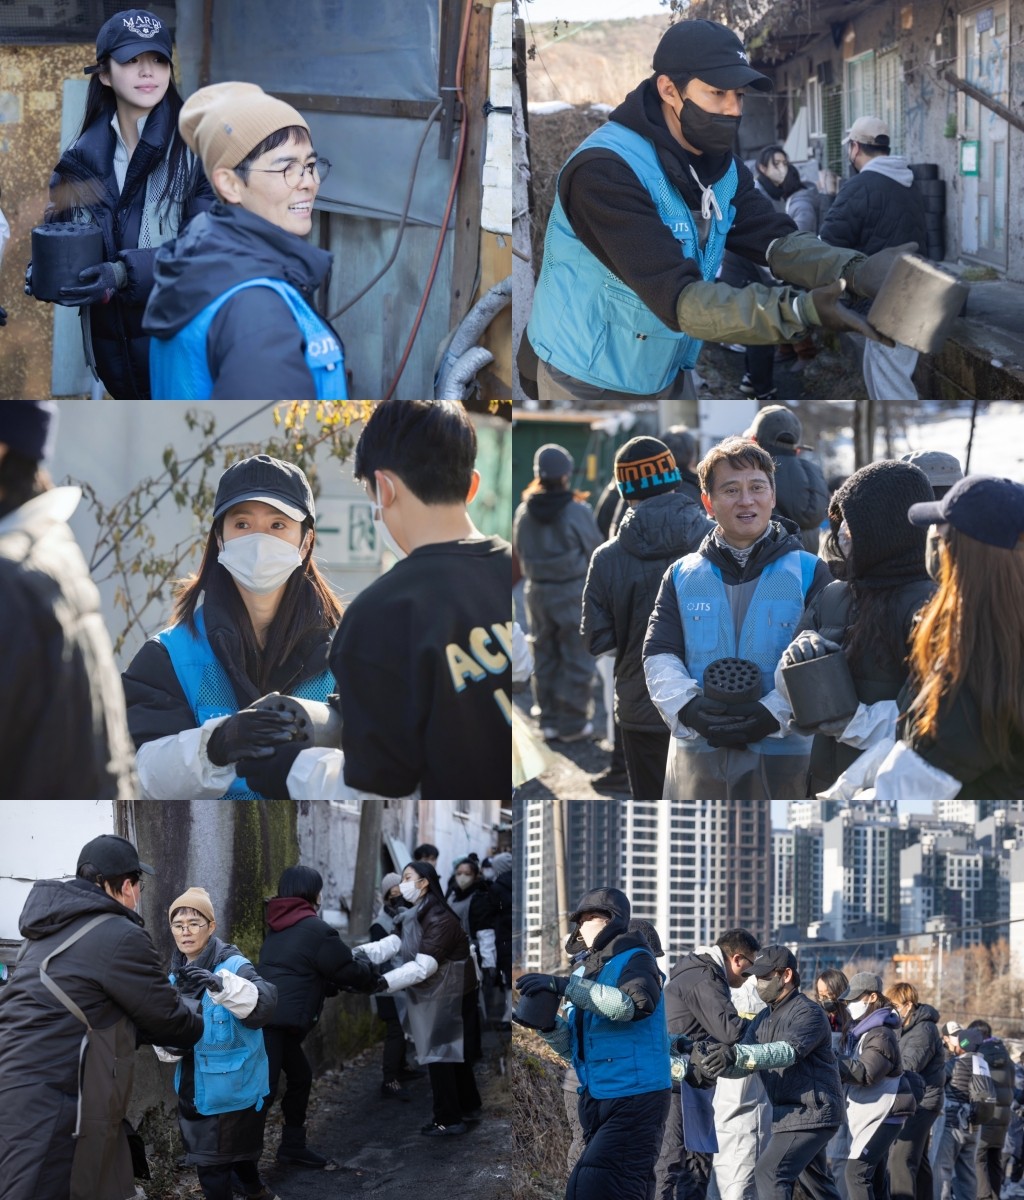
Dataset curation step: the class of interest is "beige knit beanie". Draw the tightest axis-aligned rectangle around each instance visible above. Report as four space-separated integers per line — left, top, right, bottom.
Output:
179 82 310 182
169 885 216 925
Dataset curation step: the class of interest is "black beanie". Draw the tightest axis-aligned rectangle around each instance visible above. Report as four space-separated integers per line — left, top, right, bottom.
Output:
615 436 681 500
834 460 934 587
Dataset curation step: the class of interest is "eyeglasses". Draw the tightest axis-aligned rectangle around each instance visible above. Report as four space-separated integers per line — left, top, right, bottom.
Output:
171 920 209 935
241 157 331 188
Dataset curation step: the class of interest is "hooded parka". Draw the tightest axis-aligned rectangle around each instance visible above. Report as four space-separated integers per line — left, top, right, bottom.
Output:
582 490 714 731
144 202 344 399
0 878 204 1200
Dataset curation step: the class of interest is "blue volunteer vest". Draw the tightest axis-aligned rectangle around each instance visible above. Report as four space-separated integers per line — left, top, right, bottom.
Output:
157 606 335 799
169 954 269 1116
149 277 348 400
672 550 818 757
527 121 737 394
567 947 671 1100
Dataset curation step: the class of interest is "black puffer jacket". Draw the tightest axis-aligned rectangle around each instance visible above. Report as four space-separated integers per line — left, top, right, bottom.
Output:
663 947 746 1044
170 935 277 1165
976 1035 1016 1146
258 898 377 1036
898 1003 945 1112
48 97 214 399
0 878 203 1200
144 202 341 399
743 986 844 1132
415 892 473 993
0 491 137 799
491 868 512 977
582 491 713 730
768 447 829 533
819 157 927 259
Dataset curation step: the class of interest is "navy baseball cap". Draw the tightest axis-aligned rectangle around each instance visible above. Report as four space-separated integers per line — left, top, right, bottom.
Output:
86 10 173 73
742 944 798 978
78 834 155 877
652 20 772 93
213 455 315 525
907 474 1024 550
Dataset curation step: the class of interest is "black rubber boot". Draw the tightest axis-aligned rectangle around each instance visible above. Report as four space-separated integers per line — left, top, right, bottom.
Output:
276 1125 329 1168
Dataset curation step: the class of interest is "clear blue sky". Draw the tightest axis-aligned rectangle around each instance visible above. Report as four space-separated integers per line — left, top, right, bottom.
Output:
523 0 669 22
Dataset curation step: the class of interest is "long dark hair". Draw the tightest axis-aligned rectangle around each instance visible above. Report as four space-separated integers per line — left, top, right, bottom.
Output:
75 55 201 213
171 516 343 694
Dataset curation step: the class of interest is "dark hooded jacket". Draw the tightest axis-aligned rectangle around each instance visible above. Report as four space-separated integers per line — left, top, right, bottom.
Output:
663 947 746 1045
512 490 603 586
143 201 340 399
257 898 377 1036
0 490 137 799
582 491 714 730
48 96 214 399
122 581 336 749
0 878 204 1200
169 934 277 1165
839 1006 903 1087
898 1003 945 1112
570 887 663 1021
527 78 795 337
796 461 937 792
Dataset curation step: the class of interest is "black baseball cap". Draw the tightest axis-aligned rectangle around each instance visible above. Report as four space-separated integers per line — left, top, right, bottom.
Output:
213 455 316 525
907 474 1024 550
652 20 772 93
742 944 798 978
85 10 173 73
77 834 155 877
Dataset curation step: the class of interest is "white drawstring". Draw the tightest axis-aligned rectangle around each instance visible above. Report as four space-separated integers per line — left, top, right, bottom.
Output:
689 165 723 223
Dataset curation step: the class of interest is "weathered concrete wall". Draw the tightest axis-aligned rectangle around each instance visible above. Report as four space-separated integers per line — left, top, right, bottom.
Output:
0 44 84 400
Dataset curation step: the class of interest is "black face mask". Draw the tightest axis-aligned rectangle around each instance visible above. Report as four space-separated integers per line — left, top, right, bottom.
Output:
820 998 837 1013
678 98 741 157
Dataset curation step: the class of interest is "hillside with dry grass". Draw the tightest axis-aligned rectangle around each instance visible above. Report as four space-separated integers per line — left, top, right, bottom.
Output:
524 13 672 107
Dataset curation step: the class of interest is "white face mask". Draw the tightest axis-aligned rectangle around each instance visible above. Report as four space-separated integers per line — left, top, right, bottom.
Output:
578 917 608 948
838 519 853 560
482 868 495 881
399 879 422 904
455 874 474 890
218 532 304 595
847 999 869 1021
371 475 407 562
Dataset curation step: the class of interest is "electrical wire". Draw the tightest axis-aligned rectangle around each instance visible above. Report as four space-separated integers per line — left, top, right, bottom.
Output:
383 0 474 401
325 98 444 323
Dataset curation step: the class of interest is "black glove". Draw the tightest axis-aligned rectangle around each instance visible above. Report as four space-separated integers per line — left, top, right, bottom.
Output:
0 305 6 328
804 279 894 345
702 1042 737 1079
515 973 569 997
679 696 745 740
236 741 304 798
706 703 781 749
24 262 33 297
685 1042 717 1089
846 242 919 300
176 964 224 994
373 974 391 994
58 260 128 307
206 705 299 766
781 631 843 667
673 1033 694 1055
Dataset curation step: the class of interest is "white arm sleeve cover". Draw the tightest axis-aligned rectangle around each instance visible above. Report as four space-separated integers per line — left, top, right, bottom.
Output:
383 953 439 992
356 934 402 965
758 686 796 737
644 652 700 738
136 718 239 801
285 747 419 804
208 970 259 1018
477 928 497 969
872 741 962 802
838 700 899 748
152 1045 183 1063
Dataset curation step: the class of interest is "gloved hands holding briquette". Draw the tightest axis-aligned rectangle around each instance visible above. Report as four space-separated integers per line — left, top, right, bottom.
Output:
781 631 843 667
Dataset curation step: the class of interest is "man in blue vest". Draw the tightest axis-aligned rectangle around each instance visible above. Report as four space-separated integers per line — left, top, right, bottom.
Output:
516 887 671 1200
521 19 913 406
643 436 832 799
